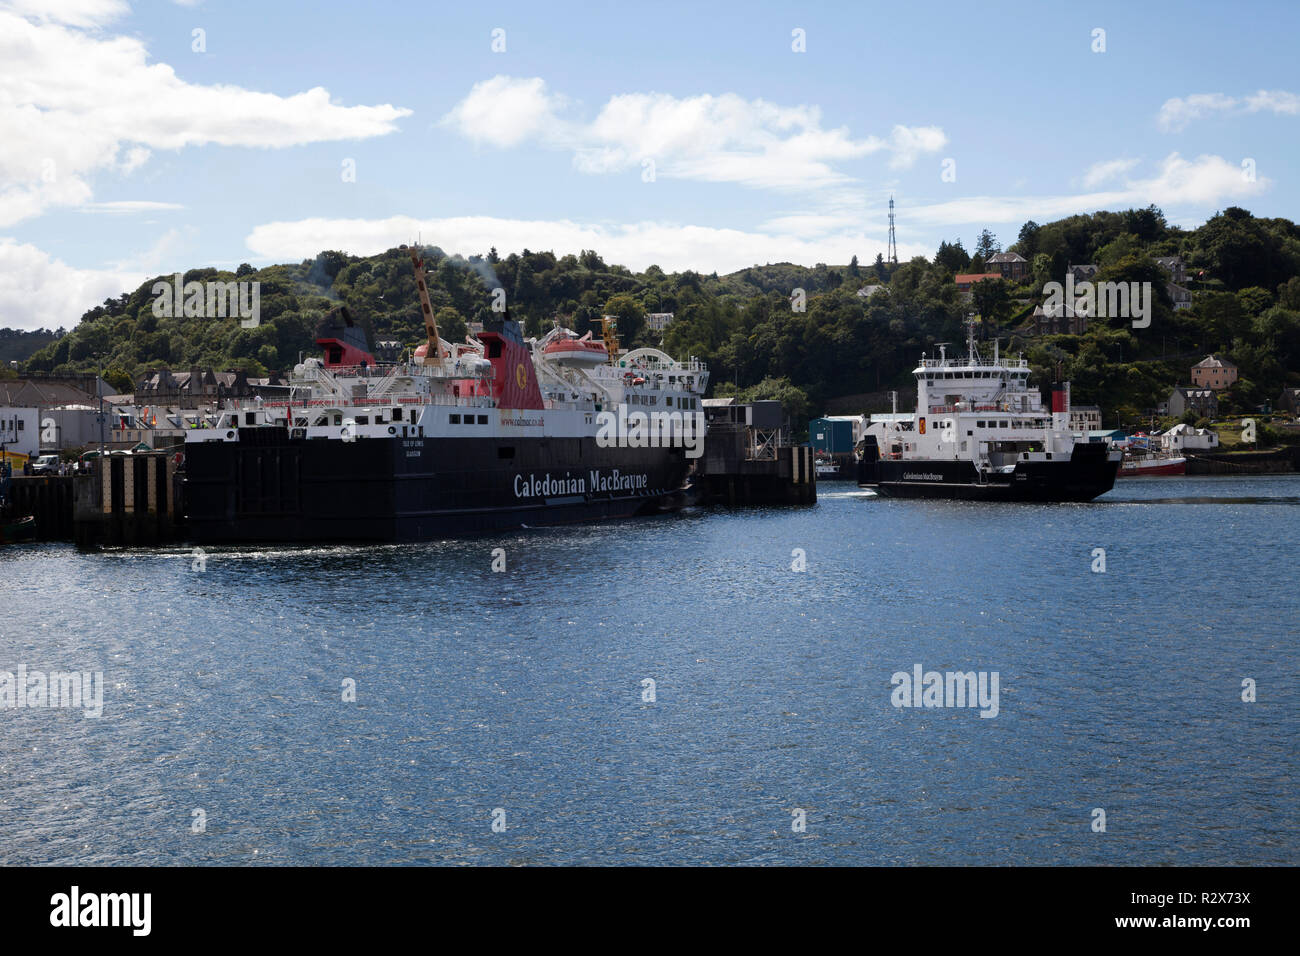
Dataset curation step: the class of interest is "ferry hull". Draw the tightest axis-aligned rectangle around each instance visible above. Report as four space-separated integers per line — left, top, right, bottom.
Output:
184 431 691 543
860 442 1120 502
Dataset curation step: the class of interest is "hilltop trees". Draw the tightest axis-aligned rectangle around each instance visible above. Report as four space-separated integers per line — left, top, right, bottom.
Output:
934 240 971 274
1193 207 1300 291
975 229 1000 259
13 205 1300 432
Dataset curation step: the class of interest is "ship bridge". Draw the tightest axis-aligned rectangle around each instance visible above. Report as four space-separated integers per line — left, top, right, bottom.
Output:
915 341 1040 417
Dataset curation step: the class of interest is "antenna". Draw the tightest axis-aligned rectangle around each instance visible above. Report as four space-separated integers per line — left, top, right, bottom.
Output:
887 195 898 266
964 314 980 363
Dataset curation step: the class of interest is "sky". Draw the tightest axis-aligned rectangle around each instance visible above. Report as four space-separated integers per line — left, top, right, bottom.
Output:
1 0 1298 330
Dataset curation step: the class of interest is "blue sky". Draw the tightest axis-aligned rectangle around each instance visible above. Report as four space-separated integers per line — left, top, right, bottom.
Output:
2 0 1298 329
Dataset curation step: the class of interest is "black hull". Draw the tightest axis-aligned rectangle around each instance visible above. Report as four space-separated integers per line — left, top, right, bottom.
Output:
184 431 690 543
858 442 1119 502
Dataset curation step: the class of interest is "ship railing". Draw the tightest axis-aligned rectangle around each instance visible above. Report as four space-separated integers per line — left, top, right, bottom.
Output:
366 364 403 400
221 393 498 412
918 357 1030 370
293 361 495 385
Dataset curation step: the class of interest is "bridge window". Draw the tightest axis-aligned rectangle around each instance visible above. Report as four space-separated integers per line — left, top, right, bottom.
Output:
449 414 460 424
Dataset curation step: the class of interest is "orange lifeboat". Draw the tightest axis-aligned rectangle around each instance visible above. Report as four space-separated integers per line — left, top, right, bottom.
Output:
543 333 609 367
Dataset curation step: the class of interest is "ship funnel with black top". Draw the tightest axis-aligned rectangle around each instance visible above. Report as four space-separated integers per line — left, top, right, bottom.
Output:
316 305 375 368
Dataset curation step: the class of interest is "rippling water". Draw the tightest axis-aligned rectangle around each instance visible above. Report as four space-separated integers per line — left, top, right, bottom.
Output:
1 475 1296 865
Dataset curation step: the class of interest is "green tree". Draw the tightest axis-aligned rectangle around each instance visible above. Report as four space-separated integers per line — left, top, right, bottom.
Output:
103 366 134 393
970 278 1012 325
934 240 971 274
434 306 467 344
602 294 646 344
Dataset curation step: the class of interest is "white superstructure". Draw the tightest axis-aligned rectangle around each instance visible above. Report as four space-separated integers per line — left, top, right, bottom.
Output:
864 320 1081 475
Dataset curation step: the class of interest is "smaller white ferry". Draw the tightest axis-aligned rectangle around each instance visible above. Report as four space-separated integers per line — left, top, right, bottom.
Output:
856 320 1121 501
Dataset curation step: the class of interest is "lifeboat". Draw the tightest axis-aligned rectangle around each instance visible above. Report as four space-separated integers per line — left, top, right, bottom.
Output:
543 333 609 367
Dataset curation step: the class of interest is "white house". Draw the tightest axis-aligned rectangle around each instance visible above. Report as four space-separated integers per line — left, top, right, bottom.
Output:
0 406 40 457
1160 422 1219 452
1069 405 1102 434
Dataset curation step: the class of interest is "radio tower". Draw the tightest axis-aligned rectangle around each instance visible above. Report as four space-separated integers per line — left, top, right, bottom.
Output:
887 195 898 266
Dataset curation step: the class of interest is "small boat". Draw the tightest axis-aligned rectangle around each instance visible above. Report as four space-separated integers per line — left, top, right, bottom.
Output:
1 514 36 544
814 457 839 477
1119 453 1186 477
542 332 609 366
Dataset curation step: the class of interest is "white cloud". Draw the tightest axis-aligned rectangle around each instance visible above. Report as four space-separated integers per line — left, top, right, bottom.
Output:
908 153 1266 228
245 214 929 275
1157 93 1236 132
440 76 947 190
885 125 947 170
0 7 413 226
79 200 185 214
2 0 127 27
439 75 565 148
1080 157 1140 188
243 152 1262 275
1243 89 1300 115
1158 89 1300 131
0 239 145 331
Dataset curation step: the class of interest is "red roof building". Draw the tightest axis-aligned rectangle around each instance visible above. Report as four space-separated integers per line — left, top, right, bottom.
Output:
954 272 1004 292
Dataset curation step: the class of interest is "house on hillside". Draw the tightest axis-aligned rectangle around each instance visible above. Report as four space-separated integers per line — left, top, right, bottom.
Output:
1155 256 1187 285
645 313 674 333
1278 387 1300 415
1154 256 1193 310
855 284 884 299
1191 355 1237 390
1067 263 1099 283
137 367 258 408
1031 300 1089 335
986 252 1029 282
954 273 1003 296
1167 386 1218 419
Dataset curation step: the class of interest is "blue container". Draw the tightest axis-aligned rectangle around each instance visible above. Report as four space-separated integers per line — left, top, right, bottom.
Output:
809 417 854 455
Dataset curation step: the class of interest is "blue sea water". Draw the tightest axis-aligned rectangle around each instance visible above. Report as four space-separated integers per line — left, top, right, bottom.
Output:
1 475 1296 865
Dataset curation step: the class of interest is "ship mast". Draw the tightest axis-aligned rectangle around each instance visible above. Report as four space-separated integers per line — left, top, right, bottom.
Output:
409 246 443 371
965 315 980 365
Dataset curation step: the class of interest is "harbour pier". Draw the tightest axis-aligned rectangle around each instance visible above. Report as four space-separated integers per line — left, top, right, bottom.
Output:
693 399 816 506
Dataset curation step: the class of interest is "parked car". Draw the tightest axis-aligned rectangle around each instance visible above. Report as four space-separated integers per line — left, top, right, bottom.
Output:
29 454 60 475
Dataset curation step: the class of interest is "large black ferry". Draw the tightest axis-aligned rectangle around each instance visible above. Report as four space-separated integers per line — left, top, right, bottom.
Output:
856 322 1120 502
183 249 708 542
